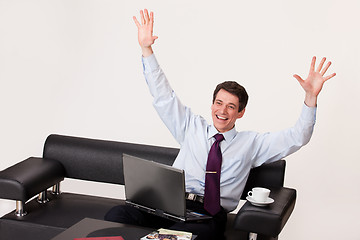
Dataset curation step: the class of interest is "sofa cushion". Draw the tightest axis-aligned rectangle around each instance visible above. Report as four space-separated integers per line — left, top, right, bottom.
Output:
2 192 123 229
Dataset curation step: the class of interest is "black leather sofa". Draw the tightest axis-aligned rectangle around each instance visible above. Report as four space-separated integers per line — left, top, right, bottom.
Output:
0 134 296 240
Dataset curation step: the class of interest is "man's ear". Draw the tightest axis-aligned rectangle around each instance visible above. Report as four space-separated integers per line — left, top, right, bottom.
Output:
237 108 246 119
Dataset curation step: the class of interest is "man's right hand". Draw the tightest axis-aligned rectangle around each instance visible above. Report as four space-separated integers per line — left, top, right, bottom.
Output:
133 9 158 57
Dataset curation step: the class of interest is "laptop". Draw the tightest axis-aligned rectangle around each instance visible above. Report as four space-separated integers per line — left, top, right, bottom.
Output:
122 154 212 222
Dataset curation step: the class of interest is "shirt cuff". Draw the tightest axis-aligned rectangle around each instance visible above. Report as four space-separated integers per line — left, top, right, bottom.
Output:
142 54 160 73
301 102 317 123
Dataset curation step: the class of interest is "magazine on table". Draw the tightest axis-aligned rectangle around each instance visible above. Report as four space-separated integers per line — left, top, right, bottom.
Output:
141 228 192 240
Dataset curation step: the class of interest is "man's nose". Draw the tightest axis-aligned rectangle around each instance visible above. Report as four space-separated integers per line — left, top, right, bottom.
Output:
219 105 227 114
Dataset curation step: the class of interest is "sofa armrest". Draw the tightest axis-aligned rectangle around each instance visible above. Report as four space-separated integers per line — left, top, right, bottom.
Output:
0 157 65 202
233 187 296 237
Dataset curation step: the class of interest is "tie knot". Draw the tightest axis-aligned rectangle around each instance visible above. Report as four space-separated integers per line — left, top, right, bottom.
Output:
214 134 224 142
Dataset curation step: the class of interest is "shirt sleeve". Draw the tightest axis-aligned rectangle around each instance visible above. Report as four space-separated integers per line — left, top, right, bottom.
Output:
142 54 193 145
251 103 317 167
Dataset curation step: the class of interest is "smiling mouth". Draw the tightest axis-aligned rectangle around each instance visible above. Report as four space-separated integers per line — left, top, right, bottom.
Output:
216 115 228 120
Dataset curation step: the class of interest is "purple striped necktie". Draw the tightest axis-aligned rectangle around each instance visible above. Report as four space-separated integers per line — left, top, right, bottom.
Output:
204 133 224 215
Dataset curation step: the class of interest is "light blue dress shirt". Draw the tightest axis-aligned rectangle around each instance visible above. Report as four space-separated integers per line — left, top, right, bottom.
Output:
142 54 316 212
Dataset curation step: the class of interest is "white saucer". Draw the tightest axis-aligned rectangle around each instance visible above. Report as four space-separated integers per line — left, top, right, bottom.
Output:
246 196 274 207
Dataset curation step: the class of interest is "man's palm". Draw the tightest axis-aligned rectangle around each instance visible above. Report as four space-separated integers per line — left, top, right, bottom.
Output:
133 9 158 49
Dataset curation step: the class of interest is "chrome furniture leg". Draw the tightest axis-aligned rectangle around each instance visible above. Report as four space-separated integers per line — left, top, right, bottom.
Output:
51 183 61 195
249 233 258 240
15 201 27 217
37 190 49 203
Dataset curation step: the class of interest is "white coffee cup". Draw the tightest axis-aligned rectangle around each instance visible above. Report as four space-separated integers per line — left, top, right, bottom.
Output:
247 187 270 202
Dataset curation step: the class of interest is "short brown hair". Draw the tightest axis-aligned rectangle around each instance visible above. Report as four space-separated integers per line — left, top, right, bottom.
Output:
213 81 248 112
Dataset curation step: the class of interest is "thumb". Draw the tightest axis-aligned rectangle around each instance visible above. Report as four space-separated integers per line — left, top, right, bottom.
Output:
293 74 304 84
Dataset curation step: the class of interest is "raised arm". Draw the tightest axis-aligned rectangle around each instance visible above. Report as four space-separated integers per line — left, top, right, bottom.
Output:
293 56 336 107
133 9 158 57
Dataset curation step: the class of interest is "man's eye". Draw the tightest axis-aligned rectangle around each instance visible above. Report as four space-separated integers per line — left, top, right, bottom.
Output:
228 106 235 110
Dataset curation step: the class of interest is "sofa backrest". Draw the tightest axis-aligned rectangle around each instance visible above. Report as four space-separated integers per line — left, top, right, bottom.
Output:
43 134 179 185
43 134 285 200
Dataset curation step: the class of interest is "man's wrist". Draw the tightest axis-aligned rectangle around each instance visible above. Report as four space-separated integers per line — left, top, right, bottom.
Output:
141 46 153 57
304 93 317 107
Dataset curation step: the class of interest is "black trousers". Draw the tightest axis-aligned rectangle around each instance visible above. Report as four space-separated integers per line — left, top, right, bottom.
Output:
104 200 227 240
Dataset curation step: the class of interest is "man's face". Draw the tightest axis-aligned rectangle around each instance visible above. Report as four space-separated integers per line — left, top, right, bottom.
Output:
211 89 245 133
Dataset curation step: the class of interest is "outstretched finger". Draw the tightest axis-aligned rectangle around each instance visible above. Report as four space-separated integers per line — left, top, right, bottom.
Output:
133 16 141 28
150 11 154 24
310 56 316 73
140 10 145 25
144 9 150 24
316 57 326 73
320 61 332 76
324 72 336 81
293 74 304 84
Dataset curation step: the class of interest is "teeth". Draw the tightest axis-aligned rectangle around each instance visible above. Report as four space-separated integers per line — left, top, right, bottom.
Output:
217 115 227 120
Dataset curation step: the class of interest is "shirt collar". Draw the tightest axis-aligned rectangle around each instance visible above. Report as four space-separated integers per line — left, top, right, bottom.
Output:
208 124 237 143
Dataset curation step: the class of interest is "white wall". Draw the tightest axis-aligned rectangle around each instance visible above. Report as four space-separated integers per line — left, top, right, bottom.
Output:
1 0 359 239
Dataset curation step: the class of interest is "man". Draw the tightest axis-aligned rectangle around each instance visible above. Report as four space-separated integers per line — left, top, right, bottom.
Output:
105 9 336 240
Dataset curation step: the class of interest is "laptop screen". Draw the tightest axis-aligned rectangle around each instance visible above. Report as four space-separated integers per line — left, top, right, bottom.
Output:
123 154 187 218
